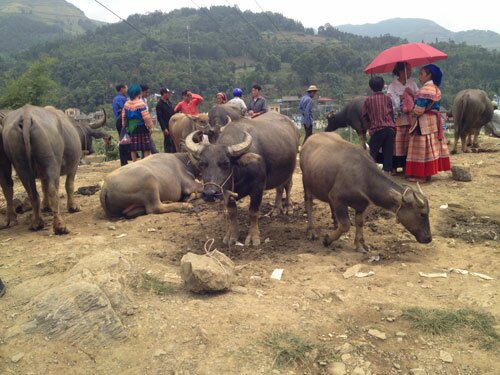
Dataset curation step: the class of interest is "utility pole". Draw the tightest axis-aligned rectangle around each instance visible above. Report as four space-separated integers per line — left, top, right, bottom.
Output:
187 25 192 83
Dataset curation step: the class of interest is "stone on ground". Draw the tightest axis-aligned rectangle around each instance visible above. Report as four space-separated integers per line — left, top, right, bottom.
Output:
328 362 347 375
451 165 472 181
180 250 235 293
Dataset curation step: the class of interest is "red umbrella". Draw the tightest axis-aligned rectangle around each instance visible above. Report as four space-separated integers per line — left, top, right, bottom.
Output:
363 42 448 74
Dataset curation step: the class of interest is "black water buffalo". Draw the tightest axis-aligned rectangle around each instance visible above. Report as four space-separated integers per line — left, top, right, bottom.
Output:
185 111 300 246
100 153 202 218
325 97 369 149
169 113 209 152
1 105 81 234
451 89 494 153
301 132 431 252
208 103 244 140
72 109 109 155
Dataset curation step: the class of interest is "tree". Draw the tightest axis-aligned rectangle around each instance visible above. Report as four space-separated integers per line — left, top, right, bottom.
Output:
264 53 281 72
0 57 60 108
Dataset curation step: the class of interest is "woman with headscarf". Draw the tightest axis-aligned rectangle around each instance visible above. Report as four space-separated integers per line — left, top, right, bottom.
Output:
405 64 451 182
215 92 227 105
122 84 154 162
387 62 419 172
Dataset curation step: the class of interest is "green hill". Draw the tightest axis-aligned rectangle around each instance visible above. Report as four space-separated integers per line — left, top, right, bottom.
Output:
336 18 500 50
0 0 103 53
0 7 499 113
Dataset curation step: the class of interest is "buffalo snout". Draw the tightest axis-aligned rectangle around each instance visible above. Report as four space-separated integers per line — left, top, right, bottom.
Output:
202 188 221 202
416 233 432 244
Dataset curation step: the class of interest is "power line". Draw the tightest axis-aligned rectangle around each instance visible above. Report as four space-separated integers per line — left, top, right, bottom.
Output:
92 0 171 55
252 0 288 40
223 1 263 40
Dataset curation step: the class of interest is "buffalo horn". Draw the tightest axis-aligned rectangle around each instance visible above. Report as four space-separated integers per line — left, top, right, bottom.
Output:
416 182 424 195
185 130 204 158
413 191 425 208
227 131 252 157
226 115 232 125
89 109 107 129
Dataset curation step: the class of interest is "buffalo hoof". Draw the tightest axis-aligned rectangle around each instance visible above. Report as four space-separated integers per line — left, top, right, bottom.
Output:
54 224 70 235
244 233 260 247
41 206 52 213
223 232 239 246
285 204 294 216
472 143 479 148
68 205 81 213
322 235 333 247
307 228 319 241
355 244 368 253
450 148 458 155
30 218 45 231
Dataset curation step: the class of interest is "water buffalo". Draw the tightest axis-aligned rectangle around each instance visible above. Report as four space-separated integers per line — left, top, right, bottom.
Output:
72 109 110 155
208 103 244 140
100 153 202 218
0 119 17 229
451 89 494 153
301 132 431 252
184 111 300 246
1 105 81 234
325 97 369 149
169 113 209 152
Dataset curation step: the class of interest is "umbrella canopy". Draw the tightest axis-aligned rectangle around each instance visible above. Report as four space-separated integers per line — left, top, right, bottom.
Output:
363 42 448 74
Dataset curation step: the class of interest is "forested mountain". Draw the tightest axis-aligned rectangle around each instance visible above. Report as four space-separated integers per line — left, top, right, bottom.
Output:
336 18 500 50
0 6 499 114
0 0 103 54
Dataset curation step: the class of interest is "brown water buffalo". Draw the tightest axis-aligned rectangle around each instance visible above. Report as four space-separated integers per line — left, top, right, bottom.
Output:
1 105 81 234
0 120 17 228
451 89 494 153
100 153 202 218
208 103 244 140
185 111 300 246
169 113 209 152
325 97 369 149
301 132 431 252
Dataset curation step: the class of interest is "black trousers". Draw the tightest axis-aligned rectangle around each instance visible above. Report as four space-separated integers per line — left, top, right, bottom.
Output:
163 134 176 153
116 117 130 166
369 128 395 172
303 123 313 144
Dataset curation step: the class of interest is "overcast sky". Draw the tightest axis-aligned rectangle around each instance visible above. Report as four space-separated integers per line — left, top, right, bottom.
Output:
69 0 500 34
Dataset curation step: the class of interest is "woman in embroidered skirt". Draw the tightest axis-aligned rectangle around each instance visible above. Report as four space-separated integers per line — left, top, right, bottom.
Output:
405 64 451 182
122 84 154 162
387 62 419 173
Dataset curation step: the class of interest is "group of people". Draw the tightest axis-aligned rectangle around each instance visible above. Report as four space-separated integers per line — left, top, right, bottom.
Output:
362 62 451 182
112 83 271 166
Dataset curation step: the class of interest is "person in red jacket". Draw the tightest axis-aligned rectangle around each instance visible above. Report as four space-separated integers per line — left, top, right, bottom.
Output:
174 90 204 115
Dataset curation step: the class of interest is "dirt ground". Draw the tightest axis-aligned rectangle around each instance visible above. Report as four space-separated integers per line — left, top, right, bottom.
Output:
0 135 499 375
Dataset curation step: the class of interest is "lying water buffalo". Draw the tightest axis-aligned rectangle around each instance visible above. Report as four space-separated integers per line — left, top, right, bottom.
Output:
325 97 369 149
208 103 244 140
1 105 81 234
100 153 202 218
185 111 300 246
169 113 209 152
72 109 110 155
301 132 431 252
451 89 494 153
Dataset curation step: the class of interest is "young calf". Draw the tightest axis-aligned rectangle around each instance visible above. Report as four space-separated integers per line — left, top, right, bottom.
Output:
300 132 432 252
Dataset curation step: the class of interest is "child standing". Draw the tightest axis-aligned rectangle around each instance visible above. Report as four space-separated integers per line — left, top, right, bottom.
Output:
362 76 396 174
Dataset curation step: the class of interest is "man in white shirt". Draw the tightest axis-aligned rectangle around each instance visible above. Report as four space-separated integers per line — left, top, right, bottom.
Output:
228 88 247 116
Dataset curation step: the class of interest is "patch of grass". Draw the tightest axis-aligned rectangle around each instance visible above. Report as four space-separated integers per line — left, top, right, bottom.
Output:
264 329 313 367
141 273 175 296
403 307 499 350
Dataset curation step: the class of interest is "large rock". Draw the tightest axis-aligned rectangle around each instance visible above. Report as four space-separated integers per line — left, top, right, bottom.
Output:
180 251 235 293
6 251 132 345
451 165 472 182
29 280 127 345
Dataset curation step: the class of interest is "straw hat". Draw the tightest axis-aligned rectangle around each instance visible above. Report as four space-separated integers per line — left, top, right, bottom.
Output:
307 85 319 92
